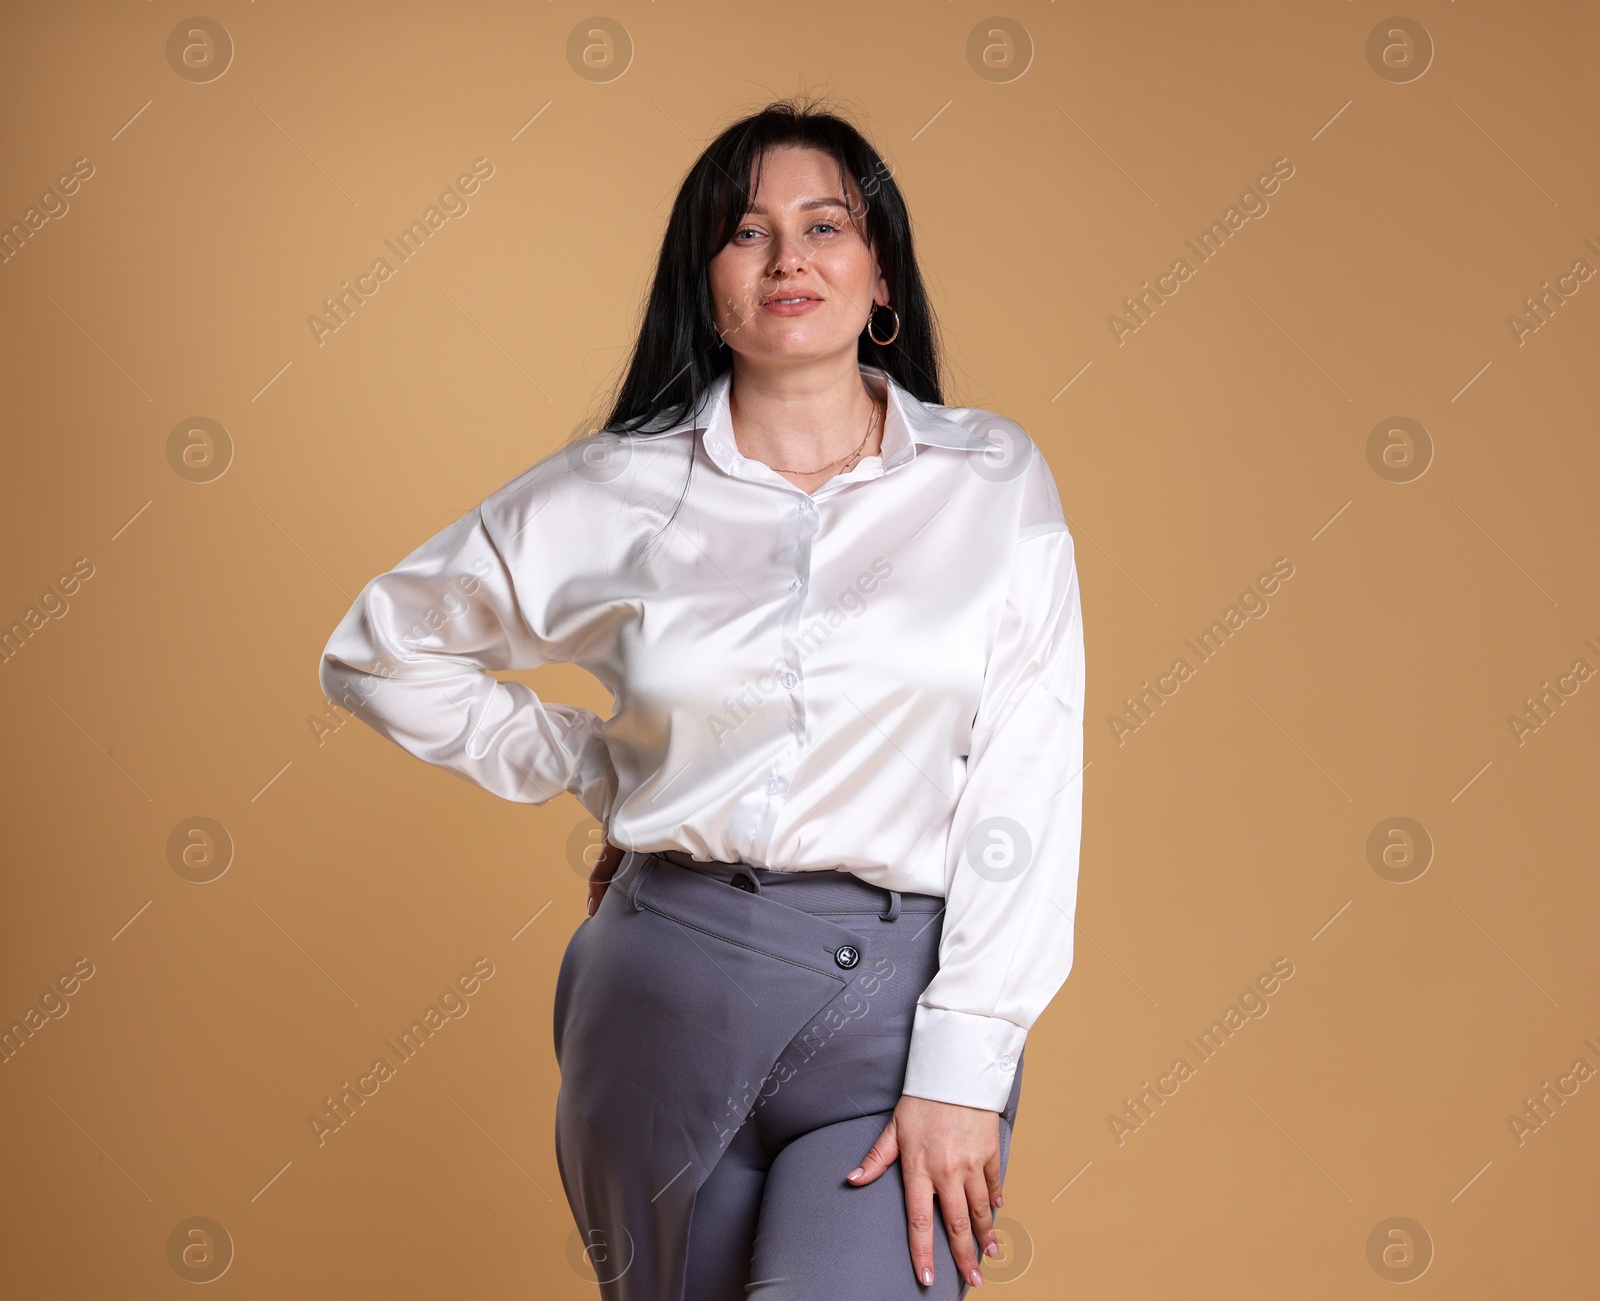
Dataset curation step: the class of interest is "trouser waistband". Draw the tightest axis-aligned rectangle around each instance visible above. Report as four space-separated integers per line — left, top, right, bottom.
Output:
634 849 944 922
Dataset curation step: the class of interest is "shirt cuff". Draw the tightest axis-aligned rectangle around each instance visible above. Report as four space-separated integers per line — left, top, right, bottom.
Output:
901 1005 1027 1112
561 707 617 824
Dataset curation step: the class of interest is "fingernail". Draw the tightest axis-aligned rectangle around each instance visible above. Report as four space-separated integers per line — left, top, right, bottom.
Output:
969 1267 984 1286
985 1240 1001 1257
846 1166 864 1181
993 1192 1003 1207
587 897 596 916
921 1267 933 1286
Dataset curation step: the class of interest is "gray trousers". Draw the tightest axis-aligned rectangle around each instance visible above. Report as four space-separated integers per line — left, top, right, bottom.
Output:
553 849 1025 1300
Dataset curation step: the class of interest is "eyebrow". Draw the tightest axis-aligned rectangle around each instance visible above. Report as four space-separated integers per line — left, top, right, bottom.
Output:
744 197 851 215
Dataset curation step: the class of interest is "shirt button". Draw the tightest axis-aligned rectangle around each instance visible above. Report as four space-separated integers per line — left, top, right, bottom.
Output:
789 576 806 592
780 671 798 690
764 777 783 795
998 1053 1015 1072
798 499 815 516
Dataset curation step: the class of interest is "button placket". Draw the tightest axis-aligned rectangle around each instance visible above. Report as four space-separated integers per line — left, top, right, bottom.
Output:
779 493 817 708
750 492 818 863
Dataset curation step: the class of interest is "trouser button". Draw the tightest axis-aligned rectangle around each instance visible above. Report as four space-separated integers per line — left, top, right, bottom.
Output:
834 945 860 969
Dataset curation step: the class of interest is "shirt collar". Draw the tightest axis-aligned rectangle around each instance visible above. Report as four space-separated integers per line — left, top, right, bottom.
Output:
650 363 975 482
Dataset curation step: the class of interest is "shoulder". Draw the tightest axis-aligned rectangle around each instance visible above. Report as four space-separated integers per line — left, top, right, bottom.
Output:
911 395 1069 543
476 426 689 541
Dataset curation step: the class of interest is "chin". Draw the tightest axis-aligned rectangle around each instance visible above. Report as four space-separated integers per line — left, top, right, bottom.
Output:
744 336 851 362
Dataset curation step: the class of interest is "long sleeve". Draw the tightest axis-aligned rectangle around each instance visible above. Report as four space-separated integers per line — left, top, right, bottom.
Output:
317 501 618 821
900 519 1086 1111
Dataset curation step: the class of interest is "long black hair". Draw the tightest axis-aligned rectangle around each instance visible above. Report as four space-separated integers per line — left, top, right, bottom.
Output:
592 94 946 442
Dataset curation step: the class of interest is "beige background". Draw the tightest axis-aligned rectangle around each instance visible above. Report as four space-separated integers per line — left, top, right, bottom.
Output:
2 1 1596 1296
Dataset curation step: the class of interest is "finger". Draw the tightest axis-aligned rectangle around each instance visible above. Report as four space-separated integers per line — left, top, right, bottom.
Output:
984 1146 1004 1228
903 1166 937 1288
589 839 623 883
936 1172 982 1288
846 1116 898 1186
587 840 623 914
965 1167 1000 1262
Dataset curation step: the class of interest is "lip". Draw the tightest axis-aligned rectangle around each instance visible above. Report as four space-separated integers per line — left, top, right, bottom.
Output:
760 293 823 316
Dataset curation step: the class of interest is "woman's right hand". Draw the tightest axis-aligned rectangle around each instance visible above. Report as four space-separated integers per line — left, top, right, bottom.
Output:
587 839 625 916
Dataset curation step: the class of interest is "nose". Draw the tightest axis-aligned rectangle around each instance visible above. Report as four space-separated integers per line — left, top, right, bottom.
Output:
766 222 813 277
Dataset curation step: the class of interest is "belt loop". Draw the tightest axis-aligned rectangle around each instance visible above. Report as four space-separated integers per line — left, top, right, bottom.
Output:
880 887 901 921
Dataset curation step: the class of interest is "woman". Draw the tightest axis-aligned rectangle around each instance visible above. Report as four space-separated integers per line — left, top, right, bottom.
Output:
318 98 1085 1299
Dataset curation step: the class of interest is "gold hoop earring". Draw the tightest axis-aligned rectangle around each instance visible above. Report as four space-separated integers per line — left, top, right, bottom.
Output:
866 303 900 346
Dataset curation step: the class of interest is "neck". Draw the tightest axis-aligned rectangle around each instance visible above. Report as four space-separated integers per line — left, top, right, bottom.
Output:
727 356 885 490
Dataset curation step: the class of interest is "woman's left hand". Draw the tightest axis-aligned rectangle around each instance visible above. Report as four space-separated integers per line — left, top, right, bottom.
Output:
846 1093 1003 1289
587 839 625 916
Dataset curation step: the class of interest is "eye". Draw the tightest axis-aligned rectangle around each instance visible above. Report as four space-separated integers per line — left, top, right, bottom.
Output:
731 218 845 243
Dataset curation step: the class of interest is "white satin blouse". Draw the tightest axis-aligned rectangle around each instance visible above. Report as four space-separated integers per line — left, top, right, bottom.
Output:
318 362 1086 1112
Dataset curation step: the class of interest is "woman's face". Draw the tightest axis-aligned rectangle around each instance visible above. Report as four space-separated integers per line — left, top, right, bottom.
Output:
707 145 888 366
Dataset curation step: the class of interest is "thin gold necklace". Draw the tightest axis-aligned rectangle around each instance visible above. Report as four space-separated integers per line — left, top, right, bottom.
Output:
760 397 883 476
